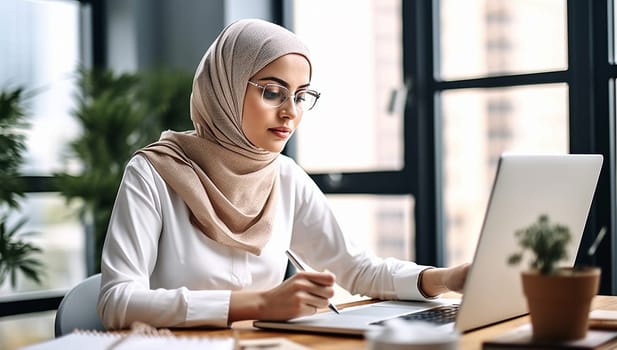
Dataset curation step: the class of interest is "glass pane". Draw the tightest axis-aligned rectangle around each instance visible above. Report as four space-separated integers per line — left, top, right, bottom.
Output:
0 193 85 294
317 194 414 304
441 84 568 266
292 0 404 172
438 0 567 80
325 195 414 261
0 0 81 175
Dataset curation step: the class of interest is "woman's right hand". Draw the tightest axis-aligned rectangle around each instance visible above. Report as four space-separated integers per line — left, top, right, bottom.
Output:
229 270 336 322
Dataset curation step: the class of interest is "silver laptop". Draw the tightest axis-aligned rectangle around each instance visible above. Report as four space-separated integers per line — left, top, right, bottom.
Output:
253 154 603 335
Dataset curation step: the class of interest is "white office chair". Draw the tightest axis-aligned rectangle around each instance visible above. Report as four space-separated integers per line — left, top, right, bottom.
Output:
54 273 106 337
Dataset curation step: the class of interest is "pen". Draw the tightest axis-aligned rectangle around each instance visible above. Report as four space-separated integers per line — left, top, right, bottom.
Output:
285 249 340 314
587 227 607 257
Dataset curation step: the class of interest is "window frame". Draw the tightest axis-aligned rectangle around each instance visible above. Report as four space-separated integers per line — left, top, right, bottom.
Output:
0 0 105 317
288 0 617 295
401 0 616 294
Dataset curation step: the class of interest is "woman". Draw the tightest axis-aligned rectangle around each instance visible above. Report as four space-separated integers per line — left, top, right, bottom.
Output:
97 18 469 330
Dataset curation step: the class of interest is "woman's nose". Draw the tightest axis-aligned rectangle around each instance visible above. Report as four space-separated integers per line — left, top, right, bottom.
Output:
279 97 299 119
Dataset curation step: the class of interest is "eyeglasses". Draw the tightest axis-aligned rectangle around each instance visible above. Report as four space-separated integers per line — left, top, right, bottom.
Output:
247 81 321 111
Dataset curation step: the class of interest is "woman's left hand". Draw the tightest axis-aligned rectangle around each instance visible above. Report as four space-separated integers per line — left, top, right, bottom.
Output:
420 263 470 297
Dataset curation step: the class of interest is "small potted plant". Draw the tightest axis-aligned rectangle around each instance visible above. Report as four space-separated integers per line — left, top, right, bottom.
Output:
508 214 600 341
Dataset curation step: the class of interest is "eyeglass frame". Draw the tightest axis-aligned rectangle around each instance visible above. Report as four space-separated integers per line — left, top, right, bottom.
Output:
247 80 321 111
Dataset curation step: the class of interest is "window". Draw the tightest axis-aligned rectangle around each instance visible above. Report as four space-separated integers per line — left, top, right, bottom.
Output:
0 0 82 175
439 0 567 80
291 0 413 262
0 0 84 296
407 0 615 293
327 195 414 260
441 84 568 265
438 1 570 265
289 1 617 292
292 0 404 173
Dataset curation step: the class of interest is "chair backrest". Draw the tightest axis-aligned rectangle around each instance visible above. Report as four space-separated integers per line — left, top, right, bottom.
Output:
54 273 105 337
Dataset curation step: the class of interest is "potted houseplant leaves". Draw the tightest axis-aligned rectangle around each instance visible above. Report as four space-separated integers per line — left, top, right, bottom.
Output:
0 214 43 289
54 67 193 274
0 86 44 289
508 214 600 341
54 68 147 274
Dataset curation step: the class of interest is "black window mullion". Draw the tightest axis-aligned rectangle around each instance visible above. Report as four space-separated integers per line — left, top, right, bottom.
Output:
436 70 569 90
568 0 616 295
22 176 57 193
591 0 616 295
81 0 106 68
0 292 64 318
594 0 616 295
309 172 411 195
403 0 442 267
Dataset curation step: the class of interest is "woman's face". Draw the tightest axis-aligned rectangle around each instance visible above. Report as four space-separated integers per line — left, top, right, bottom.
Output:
242 53 311 153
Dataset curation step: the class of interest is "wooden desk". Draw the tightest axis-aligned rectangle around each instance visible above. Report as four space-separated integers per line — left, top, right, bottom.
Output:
171 295 617 350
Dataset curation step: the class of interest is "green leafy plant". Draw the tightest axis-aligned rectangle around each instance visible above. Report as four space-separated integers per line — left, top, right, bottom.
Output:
507 214 571 275
0 215 43 288
54 68 147 273
0 87 27 207
54 67 192 273
138 67 194 134
0 86 44 288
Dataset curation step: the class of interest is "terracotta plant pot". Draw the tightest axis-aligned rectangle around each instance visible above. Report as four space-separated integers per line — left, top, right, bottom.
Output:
521 267 600 342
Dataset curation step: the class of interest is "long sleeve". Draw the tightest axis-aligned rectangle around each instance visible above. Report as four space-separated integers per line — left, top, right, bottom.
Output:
97 156 232 329
283 159 432 301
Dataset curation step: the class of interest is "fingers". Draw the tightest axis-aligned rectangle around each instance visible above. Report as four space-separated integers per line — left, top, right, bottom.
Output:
259 271 336 320
296 270 336 287
444 263 470 293
289 271 336 301
296 303 318 316
295 289 330 310
283 271 336 314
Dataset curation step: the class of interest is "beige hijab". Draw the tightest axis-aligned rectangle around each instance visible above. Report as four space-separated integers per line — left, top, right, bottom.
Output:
136 19 311 256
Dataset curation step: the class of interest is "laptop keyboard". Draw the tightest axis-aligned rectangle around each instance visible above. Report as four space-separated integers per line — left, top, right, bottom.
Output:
370 304 460 326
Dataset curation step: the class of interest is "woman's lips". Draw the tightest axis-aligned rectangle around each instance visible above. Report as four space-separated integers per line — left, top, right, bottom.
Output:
269 127 292 139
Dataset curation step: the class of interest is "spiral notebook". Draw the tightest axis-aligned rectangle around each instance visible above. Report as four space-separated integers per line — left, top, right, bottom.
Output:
19 330 234 350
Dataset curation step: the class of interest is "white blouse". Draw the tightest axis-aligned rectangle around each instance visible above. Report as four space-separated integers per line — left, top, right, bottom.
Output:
97 154 431 329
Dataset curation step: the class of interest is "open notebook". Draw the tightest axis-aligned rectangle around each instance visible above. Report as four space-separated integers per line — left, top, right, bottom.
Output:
19 331 234 350
20 330 309 350
254 154 604 335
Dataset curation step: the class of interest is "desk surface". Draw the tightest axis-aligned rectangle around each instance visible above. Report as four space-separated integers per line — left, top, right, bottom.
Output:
170 295 617 350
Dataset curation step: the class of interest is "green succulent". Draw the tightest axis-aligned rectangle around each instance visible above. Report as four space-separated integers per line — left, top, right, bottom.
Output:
507 214 571 275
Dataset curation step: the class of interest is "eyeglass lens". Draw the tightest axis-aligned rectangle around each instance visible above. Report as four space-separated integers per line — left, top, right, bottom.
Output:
261 84 318 110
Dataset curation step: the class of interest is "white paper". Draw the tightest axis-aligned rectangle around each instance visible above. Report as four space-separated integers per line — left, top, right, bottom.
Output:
20 332 234 350
590 309 617 320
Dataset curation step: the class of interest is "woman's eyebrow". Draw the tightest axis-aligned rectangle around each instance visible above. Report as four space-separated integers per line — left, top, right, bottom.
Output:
257 76 310 90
